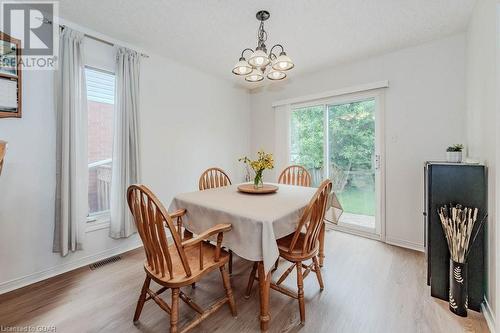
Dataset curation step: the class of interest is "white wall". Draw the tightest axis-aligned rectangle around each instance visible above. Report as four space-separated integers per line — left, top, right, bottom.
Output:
140 55 250 205
465 0 498 327
0 23 250 293
497 6 500 329
249 34 466 251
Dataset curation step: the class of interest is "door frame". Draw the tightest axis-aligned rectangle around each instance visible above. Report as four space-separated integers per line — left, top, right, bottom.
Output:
288 89 386 241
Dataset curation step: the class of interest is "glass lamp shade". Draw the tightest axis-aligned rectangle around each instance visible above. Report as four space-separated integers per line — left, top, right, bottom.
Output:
248 49 270 67
272 53 294 71
267 69 286 80
245 68 264 82
232 59 252 75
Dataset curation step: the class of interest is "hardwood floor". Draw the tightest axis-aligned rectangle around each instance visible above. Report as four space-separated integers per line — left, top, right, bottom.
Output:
0 231 489 333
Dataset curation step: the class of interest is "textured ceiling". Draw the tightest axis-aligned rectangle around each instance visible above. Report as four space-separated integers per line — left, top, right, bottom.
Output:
58 0 477 86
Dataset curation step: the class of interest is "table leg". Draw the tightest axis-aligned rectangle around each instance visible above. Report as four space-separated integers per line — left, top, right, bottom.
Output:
257 261 271 332
319 222 325 267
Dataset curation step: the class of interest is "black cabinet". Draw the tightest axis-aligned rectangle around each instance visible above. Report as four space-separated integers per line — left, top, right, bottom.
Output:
424 162 486 312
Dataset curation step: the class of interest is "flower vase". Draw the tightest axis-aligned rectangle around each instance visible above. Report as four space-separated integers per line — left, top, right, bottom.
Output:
449 259 468 317
446 151 462 163
254 170 264 189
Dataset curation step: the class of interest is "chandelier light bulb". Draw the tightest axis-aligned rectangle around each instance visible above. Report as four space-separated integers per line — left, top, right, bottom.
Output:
245 68 264 82
267 69 286 80
272 52 294 71
232 58 252 76
248 49 270 68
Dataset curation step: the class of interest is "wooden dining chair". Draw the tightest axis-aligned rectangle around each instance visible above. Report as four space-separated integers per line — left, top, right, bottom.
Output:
198 167 234 274
0 140 6 176
245 179 332 324
278 165 312 187
127 184 237 333
199 167 232 190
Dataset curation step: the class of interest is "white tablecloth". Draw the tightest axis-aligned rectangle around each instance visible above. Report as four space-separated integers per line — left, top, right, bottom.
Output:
169 183 317 272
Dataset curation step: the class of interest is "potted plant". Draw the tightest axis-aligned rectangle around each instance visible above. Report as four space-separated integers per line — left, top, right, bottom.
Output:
239 150 274 188
446 144 464 163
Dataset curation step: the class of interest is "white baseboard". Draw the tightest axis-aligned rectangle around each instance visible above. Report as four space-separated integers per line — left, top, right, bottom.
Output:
482 299 496 333
0 240 142 295
385 237 425 252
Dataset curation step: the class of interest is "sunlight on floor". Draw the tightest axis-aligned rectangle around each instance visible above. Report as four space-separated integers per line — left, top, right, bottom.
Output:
339 212 375 229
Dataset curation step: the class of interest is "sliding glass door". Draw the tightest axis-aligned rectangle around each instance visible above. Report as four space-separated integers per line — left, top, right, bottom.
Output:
328 98 378 234
289 92 384 238
290 105 324 187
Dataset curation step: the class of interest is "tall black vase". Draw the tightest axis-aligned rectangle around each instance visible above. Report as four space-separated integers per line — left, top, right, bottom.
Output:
449 259 468 317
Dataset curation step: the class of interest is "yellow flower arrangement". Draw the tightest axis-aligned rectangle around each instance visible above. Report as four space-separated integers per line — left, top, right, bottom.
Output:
239 150 274 188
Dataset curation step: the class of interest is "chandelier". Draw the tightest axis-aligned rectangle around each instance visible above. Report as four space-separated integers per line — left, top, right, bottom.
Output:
232 10 294 82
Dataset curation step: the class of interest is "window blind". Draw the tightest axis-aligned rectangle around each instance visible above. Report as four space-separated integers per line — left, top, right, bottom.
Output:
85 67 115 104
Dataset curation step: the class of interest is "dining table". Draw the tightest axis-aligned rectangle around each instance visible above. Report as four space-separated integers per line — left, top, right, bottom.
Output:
169 182 324 331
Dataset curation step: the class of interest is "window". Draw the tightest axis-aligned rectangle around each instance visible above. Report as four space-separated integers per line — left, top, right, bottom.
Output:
86 67 115 218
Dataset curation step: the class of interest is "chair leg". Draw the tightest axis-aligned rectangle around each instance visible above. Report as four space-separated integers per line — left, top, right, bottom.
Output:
244 262 258 299
313 256 324 290
170 288 180 333
133 276 151 323
229 250 233 275
296 262 305 324
220 265 237 316
319 223 325 267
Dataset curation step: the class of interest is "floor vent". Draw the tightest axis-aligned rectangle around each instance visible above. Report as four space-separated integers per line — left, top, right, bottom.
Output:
89 255 122 270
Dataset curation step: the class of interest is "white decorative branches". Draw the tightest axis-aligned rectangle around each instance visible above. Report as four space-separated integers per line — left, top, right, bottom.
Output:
437 204 479 263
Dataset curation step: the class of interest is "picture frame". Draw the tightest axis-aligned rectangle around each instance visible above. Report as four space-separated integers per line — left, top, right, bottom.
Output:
0 32 22 118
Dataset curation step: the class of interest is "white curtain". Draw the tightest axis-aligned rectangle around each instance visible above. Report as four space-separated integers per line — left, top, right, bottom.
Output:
53 28 88 256
109 47 141 239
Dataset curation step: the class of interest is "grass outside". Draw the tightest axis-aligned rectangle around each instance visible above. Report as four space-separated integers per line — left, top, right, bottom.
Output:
337 186 375 216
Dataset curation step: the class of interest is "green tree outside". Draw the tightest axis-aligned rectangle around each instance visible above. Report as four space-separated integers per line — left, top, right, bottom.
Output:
290 99 375 216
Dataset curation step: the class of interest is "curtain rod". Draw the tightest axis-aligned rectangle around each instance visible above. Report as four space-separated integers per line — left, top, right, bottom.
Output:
40 17 149 58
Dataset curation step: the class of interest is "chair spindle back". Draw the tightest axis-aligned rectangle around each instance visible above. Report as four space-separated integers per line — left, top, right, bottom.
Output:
278 165 312 187
199 167 232 190
289 179 332 255
127 184 192 279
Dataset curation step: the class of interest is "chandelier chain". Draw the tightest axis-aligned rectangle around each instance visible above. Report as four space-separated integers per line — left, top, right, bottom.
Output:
257 21 268 49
